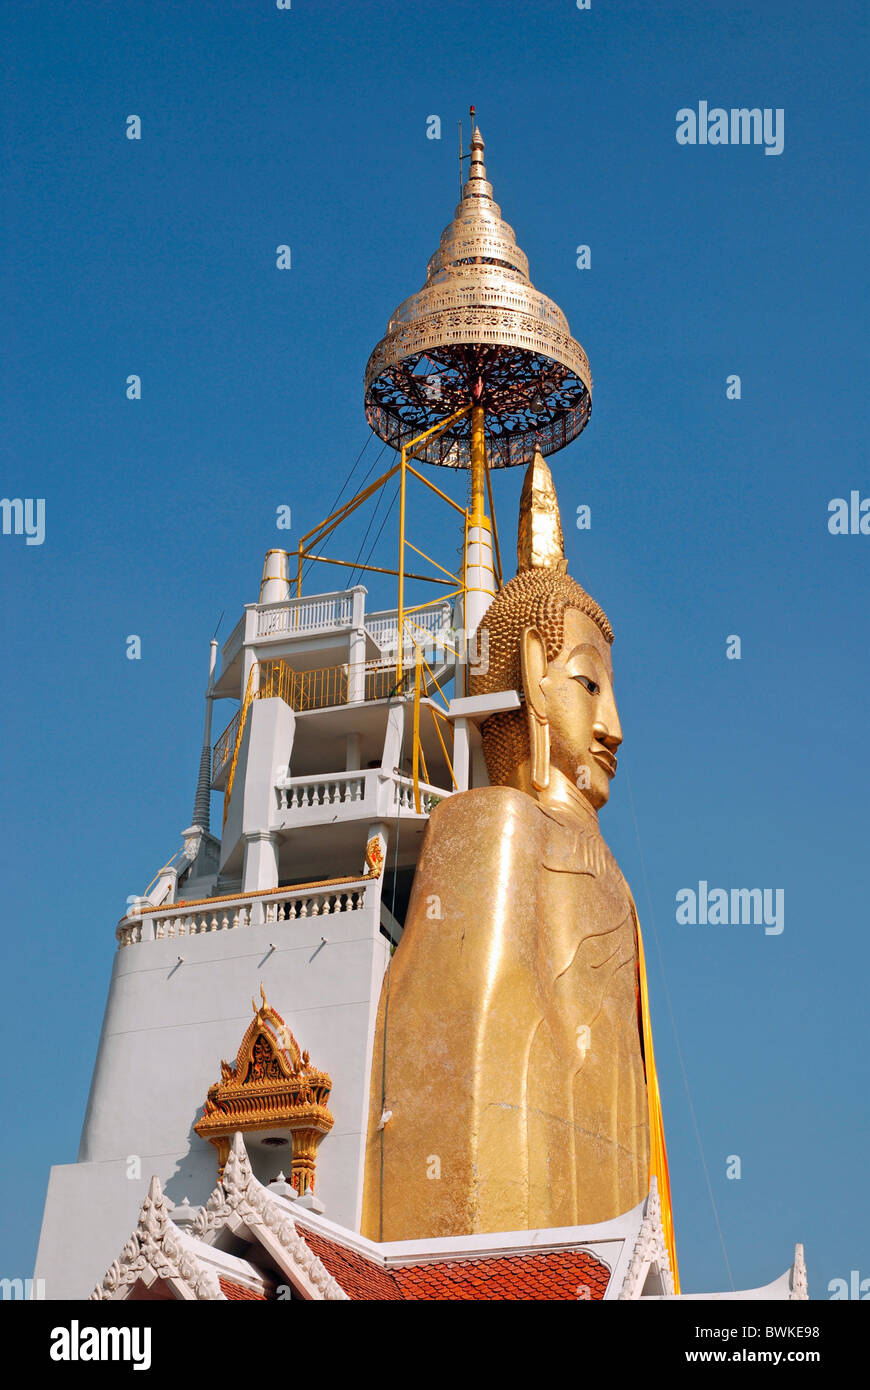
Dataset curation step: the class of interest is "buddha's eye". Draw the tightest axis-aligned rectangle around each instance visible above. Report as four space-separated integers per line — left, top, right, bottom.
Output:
573 675 599 695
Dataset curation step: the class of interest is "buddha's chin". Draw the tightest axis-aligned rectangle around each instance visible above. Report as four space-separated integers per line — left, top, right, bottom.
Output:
582 770 611 811
585 785 608 812
566 774 609 813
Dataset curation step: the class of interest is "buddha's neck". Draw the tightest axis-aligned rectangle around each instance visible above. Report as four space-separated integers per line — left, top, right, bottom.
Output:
508 763 601 830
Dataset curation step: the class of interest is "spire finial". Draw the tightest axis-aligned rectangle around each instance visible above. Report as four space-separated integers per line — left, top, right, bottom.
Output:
191 639 219 831
364 121 592 469
464 112 488 196
517 450 567 573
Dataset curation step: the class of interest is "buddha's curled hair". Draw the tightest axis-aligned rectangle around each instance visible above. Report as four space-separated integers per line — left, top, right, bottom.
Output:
469 566 613 786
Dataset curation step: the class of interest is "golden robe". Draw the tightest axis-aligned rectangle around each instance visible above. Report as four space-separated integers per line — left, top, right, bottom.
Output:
361 785 649 1240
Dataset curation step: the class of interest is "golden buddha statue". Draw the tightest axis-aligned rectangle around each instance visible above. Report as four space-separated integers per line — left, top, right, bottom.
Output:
361 453 651 1241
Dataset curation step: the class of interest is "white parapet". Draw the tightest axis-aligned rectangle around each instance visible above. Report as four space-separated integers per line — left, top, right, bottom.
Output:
117 880 373 946
36 873 392 1298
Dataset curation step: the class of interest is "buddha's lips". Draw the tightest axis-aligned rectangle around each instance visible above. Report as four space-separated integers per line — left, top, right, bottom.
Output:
591 746 618 777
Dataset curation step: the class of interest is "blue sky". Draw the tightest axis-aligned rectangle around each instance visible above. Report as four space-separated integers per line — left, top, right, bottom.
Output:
1 0 867 1297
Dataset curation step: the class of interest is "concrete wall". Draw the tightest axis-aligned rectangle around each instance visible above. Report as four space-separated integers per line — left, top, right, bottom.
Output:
37 896 390 1299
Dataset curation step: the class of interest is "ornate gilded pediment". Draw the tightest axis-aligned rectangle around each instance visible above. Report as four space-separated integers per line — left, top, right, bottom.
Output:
221 986 306 1085
194 986 333 1194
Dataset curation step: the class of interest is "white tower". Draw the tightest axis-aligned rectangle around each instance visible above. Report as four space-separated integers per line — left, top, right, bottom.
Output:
35 552 462 1298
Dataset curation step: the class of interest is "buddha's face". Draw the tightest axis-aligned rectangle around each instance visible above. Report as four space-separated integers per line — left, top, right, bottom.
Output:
532 608 623 810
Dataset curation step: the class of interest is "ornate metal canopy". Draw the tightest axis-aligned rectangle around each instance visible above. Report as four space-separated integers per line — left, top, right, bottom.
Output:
364 125 592 469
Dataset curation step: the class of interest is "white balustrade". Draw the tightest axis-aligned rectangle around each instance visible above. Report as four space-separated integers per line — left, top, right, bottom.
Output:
147 904 249 941
276 773 366 812
116 880 368 948
272 770 450 820
392 775 448 814
365 605 453 654
257 594 354 639
262 887 366 921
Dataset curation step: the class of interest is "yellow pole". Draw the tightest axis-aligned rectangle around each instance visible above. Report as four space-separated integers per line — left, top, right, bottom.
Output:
412 646 422 813
298 552 456 586
484 456 503 589
397 446 407 685
428 705 457 789
636 918 680 1292
462 402 489 698
470 403 486 521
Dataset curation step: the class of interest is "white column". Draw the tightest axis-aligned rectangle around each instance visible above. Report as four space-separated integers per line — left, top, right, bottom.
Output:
241 698 295 825
205 639 218 736
242 605 260 694
460 516 495 696
348 586 367 701
242 831 279 892
471 741 489 788
381 702 405 772
463 515 496 633
346 732 361 771
259 549 291 604
350 585 367 628
453 717 470 791
348 629 366 702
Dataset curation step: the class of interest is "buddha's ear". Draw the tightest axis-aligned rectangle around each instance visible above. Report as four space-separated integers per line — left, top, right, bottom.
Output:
520 627 549 791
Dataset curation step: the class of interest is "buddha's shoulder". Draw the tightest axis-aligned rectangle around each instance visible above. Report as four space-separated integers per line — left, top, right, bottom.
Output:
426 786 547 847
430 784 537 817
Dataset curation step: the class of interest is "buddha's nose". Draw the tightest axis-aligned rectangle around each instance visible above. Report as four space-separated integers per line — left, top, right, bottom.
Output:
593 712 622 754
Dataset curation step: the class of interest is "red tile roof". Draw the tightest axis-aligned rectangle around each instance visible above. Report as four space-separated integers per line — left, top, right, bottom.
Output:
397 1250 610 1300
301 1229 402 1300
218 1276 268 1301
300 1228 610 1301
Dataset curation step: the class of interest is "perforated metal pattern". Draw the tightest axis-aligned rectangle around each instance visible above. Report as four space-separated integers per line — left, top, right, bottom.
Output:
364 127 592 469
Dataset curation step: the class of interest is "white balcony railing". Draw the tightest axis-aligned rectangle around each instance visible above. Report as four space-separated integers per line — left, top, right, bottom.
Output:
365 603 454 655
391 774 447 814
253 595 453 652
257 593 354 639
276 772 366 812
116 879 370 948
272 770 449 825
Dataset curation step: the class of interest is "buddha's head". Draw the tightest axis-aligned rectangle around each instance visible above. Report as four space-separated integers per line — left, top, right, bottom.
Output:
469 454 622 812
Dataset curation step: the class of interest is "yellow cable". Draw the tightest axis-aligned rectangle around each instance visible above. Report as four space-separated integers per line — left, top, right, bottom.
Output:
636 916 681 1293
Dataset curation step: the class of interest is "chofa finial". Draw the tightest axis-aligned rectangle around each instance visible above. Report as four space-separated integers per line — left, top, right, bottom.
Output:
517 450 567 574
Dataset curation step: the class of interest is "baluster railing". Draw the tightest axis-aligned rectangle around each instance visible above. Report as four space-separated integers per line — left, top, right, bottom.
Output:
117 881 367 947
275 773 366 813
257 593 355 639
